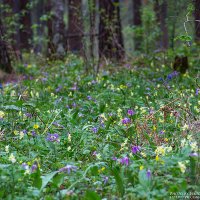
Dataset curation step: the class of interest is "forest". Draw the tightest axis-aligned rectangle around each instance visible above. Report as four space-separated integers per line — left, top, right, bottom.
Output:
0 0 199 199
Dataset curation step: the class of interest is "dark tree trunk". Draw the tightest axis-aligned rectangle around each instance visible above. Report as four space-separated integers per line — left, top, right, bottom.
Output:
67 0 83 53
52 0 65 58
88 0 96 59
19 0 32 49
133 0 142 50
99 0 124 61
45 0 54 56
194 0 200 43
2 0 22 59
0 19 13 73
154 0 168 49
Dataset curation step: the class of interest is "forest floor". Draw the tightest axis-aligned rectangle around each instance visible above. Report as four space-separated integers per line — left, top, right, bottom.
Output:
0 54 199 199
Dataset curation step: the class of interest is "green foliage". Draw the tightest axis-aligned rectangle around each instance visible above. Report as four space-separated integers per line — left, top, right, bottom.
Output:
0 54 199 199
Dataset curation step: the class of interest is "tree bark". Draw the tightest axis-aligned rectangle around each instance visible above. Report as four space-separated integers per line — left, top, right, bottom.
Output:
98 0 124 61
19 0 32 49
67 0 83 54
52 0 66 58
194 0 200 43
133 0 142 50
0 19 13 73
154 0 168 49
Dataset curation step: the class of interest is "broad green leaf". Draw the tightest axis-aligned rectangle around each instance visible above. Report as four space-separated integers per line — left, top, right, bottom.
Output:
111 167 124 197
40 171 58 191
84 190 101 200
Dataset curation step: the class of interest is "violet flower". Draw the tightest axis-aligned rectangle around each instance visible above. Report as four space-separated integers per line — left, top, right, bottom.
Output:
46 133 60 143
120 156 129 166
59 165 77 174
127 109 135 116
131 146 141 154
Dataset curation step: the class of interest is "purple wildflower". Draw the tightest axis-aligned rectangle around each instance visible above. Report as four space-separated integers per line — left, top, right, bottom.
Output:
87 96 92 100
31 164 38 172
55 85 62 93
92 151 97 156
189 152 198 157
146 169 151 179
127 109 135 116
25 113 32 118
121 117 131 125
196 88 199 95
21 163 29 170
112 156 118 161
59 165 77 174
46 133 60 143
159 130 165 135
103 176 109 184
92 127 98 133
31 131 37 137
120 156 129 166
131 146 141 154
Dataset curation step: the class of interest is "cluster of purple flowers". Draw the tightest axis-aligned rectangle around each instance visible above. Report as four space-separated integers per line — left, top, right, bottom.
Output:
120 156 129 166
166 71 179 80
127 109 135 116
92 127 98 133
131 146 141 154
59 165 77 174
121 117 131 125
46 133 60 143
21 161 38 173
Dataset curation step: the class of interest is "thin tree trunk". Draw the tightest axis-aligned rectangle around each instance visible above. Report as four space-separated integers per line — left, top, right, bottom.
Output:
88 0 96 59
194 0 200 43
67 0 83 53
133 0 142 50
154 0 168 49
98 0 124 61
52 0 65 58
19 0 32 49
0 19 13 73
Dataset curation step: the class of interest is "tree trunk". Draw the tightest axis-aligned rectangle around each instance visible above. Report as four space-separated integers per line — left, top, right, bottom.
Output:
98 0 124 61
154 0 168 49
52 0 65 58
133 0 142 50
19 0 32 49
194 0 200 43
67 0 83 54
88 0 96 59
45 0 54 56
0 19 13 73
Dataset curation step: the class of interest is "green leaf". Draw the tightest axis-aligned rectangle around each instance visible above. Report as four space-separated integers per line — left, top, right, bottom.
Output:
138 170 150 189
84 190 101 200
40 171 58 191
32 169 42 189
3 105 23 111
111 167 124 197
0 164 10 168
52 173 65 187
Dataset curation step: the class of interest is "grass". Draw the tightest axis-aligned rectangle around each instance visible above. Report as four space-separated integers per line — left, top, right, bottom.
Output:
0 54 199 200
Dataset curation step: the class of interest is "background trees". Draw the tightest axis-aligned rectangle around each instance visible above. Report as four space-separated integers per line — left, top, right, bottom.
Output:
0 0 199 72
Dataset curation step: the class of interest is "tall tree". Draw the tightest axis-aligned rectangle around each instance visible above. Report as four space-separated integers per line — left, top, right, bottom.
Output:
67 0 83 53
52 0 65 58
19 0 32 49
99 0 124 61
0 18 13 73
194 0 200 43
133 0 142 50
88 0 96 59
154 0 168 49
